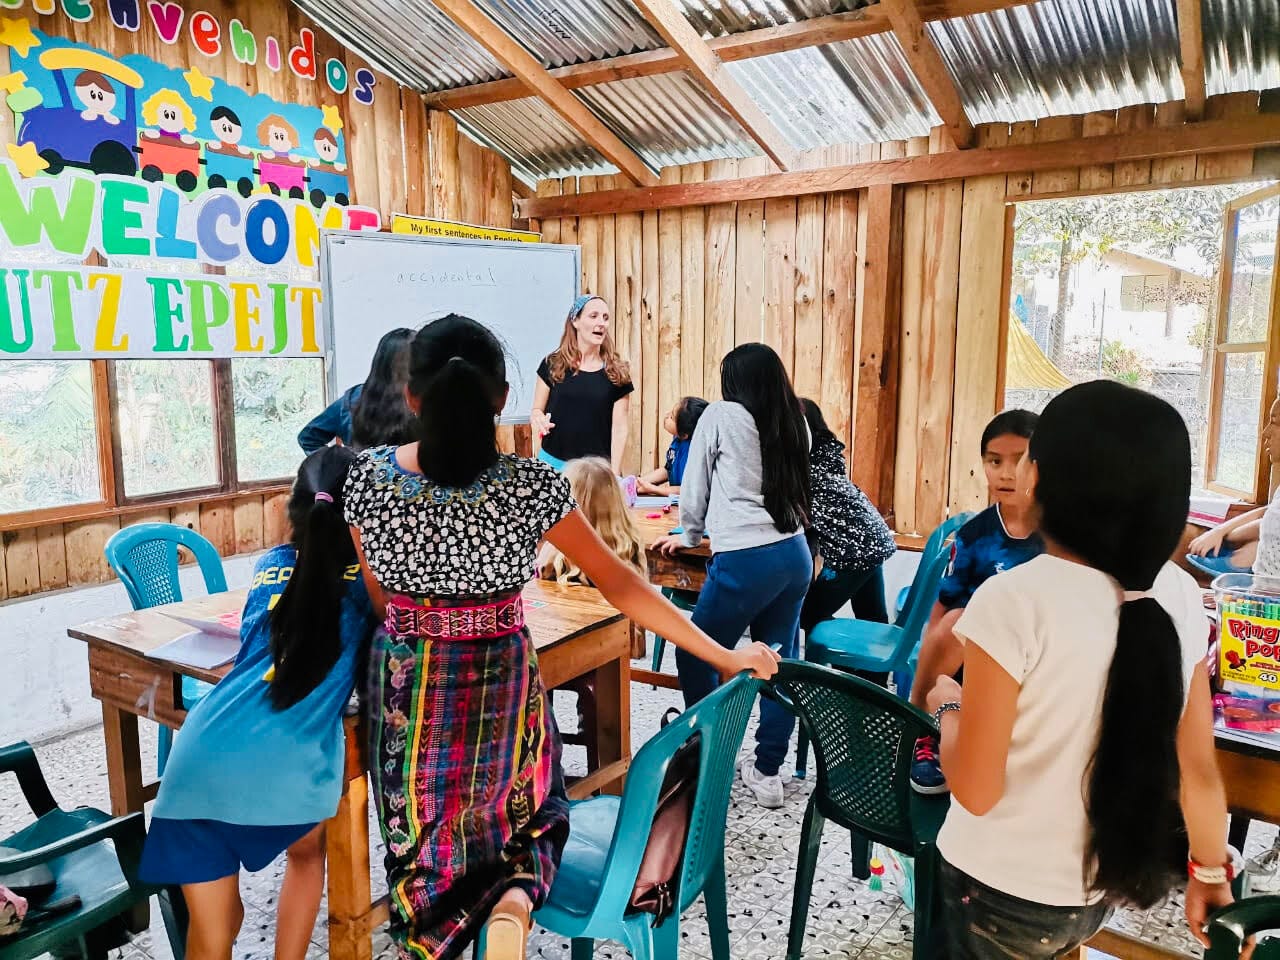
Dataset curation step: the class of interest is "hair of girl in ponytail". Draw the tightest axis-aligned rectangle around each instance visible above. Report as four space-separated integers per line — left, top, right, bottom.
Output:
409 314 508 488
1030 380 1191 907
269 445 359 710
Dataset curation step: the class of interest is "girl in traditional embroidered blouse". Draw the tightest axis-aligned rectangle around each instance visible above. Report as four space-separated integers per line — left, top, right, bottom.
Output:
343 314 779 960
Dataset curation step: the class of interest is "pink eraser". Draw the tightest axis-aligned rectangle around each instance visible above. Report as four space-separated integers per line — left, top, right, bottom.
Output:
646 511 663 519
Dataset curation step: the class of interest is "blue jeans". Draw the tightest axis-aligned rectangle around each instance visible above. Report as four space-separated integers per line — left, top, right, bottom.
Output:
676 533 811 776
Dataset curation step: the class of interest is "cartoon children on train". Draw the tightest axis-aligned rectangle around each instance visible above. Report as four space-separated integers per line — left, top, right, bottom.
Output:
141 88 197 143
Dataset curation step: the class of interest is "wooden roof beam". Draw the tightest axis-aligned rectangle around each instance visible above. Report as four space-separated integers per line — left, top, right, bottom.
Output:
424 0 1040 112
516 114 1280 219
1176 0 1207 120
431 0 658 186
627 0 798 171
882 0 974 148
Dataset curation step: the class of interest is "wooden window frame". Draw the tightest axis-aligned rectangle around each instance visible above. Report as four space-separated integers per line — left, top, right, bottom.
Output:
1205 182 1280 502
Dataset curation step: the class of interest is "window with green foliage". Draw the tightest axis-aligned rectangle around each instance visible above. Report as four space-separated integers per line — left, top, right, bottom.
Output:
232 358 326 483
0 361 100 513
115 360 220 497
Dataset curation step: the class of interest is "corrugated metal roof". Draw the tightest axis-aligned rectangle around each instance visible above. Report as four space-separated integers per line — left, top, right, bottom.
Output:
293 0 1280 183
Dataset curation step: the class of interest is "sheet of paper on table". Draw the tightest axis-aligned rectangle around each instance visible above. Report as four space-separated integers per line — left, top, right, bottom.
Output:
635 495 673 508
146 631 240 670
166 611 242 638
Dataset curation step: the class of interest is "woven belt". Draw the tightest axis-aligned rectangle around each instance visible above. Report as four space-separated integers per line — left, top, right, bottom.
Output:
385 594 525 641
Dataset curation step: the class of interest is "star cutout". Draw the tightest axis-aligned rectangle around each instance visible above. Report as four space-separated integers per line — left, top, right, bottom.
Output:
320 104 343 133
183 65 214 101
0 18 40 59
7 141 48 178
0 71 26 94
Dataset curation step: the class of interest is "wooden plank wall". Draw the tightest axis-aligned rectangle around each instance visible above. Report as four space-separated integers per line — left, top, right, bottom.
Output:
0 8 516 601
534 94 1262 537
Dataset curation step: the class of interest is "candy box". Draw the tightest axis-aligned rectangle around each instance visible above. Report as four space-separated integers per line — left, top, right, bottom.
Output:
1214 573 1280 698
1214 692 1280 733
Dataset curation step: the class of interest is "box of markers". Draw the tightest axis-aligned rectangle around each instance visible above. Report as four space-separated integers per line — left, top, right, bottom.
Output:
1213 573 1280 731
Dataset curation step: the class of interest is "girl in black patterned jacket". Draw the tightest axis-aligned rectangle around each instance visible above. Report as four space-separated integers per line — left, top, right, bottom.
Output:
799 399 897 632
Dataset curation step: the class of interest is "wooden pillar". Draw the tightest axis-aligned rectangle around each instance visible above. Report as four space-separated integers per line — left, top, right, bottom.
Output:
852 184 904 516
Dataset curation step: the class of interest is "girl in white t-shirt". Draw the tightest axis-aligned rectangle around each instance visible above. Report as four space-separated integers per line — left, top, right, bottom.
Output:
927 380 1235 957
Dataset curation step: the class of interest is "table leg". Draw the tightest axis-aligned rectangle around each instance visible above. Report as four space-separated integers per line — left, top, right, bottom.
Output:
591 626 631 795
101 702 146 817
326 774 374 960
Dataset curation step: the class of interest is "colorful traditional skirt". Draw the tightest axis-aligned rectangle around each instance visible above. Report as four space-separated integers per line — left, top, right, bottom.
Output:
366 590 569 960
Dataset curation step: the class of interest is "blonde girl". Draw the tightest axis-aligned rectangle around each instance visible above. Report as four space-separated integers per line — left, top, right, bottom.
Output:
539 457 645 583
141 89 196 142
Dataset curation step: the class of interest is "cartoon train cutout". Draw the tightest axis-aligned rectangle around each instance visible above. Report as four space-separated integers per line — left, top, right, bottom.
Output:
13 47 349 207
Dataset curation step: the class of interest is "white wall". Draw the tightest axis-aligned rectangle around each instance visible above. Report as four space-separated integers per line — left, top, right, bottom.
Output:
0 553 261 745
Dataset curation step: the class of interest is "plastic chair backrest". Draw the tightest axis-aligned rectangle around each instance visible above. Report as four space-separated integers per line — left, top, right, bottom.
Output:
104 523 228 611
586 675 759 921
918 513 969 567
773 660 937 851
1206 895 1280 958
886 543 954 666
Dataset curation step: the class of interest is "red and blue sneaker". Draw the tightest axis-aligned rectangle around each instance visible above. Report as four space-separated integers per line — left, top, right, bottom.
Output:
910 735 949 795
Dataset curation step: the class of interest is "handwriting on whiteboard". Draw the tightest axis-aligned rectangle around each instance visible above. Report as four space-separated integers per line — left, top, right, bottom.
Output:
396 268 499 286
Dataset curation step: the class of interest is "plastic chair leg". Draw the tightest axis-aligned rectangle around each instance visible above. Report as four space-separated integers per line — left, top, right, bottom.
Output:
787 797 826 960
851 831 871 881
650 635 667 673
158 885 189 960
911 844 939 960
157 725 172 777
795 724 809 780
570 937 594 960
704 858 731 960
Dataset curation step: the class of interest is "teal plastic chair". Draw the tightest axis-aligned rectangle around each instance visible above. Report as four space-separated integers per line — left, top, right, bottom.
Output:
771 661 947 960
103 523 228 775
0 741 180 960
648 588 698 672
797 540 954 778
892 513 972 620
1207 895 1280 958
534 674 760 960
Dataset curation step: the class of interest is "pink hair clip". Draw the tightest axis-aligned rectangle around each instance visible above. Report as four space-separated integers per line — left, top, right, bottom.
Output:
315 491 334 504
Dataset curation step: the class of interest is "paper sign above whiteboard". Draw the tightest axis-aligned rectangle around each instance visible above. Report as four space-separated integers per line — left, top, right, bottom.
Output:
0 261 324 359
391 214 540 244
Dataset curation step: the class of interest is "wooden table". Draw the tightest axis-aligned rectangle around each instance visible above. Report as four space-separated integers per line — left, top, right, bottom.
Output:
68 578 632 960
629 507 709 688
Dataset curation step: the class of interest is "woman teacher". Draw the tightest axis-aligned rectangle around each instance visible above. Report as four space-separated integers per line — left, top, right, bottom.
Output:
532 295 633 473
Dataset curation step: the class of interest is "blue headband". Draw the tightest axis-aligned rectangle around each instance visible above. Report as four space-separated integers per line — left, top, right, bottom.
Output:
570 294 595 318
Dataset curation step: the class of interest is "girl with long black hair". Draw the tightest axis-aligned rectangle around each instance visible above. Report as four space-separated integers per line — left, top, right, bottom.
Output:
298 327 414 453
927 380 1233 957
141 446 376 960
653 343 813 809
343 315 778 960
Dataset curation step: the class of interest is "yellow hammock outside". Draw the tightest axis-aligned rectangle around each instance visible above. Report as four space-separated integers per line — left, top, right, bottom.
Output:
1005 313 1073 391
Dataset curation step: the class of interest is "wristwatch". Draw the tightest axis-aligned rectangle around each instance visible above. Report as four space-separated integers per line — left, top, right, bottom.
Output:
932 701 961 726
1188 846 1243 885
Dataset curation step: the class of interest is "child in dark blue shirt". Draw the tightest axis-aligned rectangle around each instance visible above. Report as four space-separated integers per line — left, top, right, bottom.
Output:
909 409 1042 794
637 396 708 495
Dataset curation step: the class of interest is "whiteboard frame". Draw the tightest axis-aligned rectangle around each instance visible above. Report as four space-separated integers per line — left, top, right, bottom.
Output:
318 229 581 423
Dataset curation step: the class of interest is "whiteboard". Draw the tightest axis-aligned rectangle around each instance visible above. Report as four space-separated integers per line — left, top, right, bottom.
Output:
320 231 580 423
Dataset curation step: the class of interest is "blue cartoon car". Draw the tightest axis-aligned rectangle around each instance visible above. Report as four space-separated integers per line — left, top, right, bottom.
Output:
16 48 140 176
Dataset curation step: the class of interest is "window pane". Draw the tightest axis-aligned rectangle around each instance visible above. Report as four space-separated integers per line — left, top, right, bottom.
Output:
1225 200 1279 343
1213 351 1264 493
232 359 326 483
0 361 100 513
116 361 218 497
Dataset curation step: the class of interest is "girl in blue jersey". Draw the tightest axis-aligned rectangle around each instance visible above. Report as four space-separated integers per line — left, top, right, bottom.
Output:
140 446 375 960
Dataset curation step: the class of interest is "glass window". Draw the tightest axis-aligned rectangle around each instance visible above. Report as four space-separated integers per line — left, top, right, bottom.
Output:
0 361 100 513
1212 352 1265 494
116 360 219 497
1225 205 1278 344
231 358 326 483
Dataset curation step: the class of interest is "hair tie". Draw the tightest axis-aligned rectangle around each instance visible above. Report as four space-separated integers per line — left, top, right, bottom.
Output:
314 491 334 504
569 293 594 318
1122 589 1154 604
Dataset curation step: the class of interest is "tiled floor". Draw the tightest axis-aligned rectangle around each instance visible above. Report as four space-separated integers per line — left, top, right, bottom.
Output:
4 648 1266 959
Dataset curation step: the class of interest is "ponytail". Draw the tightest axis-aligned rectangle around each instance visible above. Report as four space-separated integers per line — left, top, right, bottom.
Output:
1030 380 1191 907
1086 596 1185 905
407 315 507 488
269 446 358 710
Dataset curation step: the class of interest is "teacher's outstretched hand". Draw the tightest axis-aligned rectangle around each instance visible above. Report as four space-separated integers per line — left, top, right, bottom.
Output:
531 294 634 474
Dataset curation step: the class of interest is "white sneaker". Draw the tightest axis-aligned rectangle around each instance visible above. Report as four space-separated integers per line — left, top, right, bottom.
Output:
740 759 784 809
